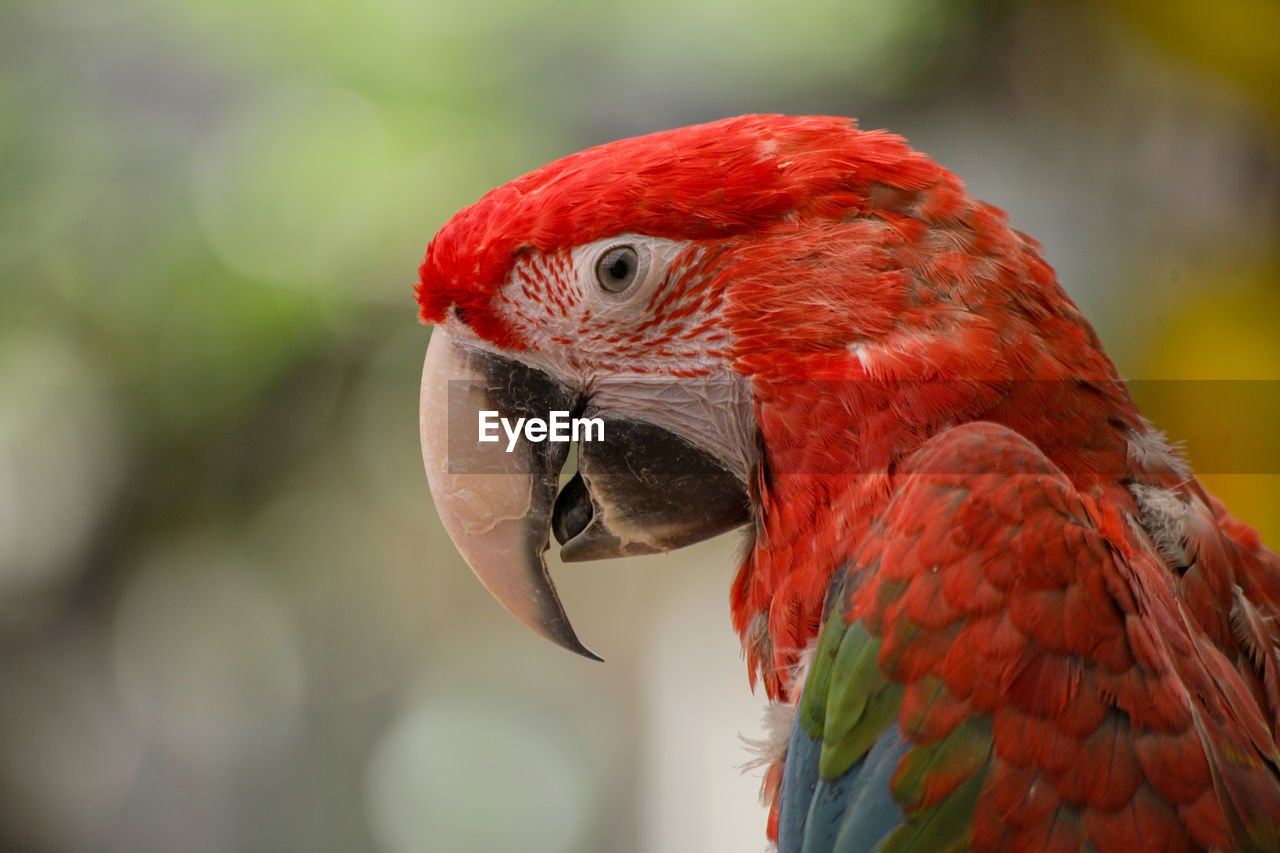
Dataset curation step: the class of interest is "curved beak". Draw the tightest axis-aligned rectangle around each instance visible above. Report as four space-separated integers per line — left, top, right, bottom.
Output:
421 327 752 659
420 327 599 659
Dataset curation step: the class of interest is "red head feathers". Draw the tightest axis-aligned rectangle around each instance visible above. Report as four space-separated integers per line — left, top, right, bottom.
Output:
415 114 944 346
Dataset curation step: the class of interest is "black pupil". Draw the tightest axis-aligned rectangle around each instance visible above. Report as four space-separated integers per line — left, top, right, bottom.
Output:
608 252 631 280
598 247 638 292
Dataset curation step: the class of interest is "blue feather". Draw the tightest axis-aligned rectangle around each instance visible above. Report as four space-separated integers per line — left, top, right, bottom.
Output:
777 716 908 853
778 708 821 852
831 724 909 853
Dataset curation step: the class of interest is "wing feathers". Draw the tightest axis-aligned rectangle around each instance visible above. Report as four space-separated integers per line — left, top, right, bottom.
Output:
778 421 1280 851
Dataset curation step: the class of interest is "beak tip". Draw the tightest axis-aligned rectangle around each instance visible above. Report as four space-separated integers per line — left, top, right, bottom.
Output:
578 646 606 663
536 615 604 662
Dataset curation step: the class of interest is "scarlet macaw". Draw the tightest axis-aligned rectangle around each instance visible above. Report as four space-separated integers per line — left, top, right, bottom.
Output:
416 115 1280 851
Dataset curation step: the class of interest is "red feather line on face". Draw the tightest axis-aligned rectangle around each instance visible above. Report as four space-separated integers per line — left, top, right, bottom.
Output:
415 115 942 347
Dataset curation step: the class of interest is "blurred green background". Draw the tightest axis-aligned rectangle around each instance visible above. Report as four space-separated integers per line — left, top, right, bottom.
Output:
1 0 1277 851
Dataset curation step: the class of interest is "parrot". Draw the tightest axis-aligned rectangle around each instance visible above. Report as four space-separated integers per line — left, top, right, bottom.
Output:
414 114 1280 851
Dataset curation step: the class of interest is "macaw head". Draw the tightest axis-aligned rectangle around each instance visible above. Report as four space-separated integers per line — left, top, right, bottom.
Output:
416 115 1138 669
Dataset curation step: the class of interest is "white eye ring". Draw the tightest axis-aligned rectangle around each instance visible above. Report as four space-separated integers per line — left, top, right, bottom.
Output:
594 244 644 294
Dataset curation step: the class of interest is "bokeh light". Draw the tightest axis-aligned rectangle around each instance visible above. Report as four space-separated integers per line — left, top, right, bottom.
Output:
365 691 594 853
111 537 305 768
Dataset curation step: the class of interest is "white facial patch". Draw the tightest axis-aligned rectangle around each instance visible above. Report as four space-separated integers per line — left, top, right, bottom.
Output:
491 233 760 484
499 234 701 373
567 234 694 320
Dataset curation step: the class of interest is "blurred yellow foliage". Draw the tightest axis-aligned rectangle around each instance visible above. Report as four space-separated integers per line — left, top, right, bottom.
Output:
1132 262 1280 542
1105 0 1280 113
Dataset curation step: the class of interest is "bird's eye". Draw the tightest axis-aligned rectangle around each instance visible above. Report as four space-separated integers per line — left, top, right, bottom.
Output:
594 245 641 293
